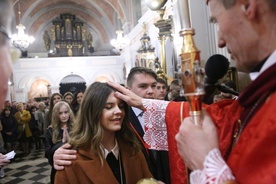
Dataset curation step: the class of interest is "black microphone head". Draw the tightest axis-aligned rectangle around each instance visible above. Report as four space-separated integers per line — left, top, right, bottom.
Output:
205 54 230 84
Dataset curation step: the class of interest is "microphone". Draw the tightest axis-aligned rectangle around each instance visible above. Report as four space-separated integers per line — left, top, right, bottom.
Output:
216 83 239 96
205 54 230 85
203 54 230 104
203 55 240 103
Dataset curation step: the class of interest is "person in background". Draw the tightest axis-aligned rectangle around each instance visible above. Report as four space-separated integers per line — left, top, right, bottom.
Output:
155 78 167 100
45 101 74 184
0 107 18 153
0 0 16 174
125 67 170 183
55 82 152 183
71 90 84 115
45 93 62 129
4 101 11 109
36 102 48 147
164 79 186 102
220 80 238 100
36 102 48 133
10 101 18 116
63 92 74 105
14 103 32 156
0 120 5 153
29 106 40 149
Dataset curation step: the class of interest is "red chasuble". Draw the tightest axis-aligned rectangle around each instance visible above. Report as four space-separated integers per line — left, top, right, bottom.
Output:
165 63 276 184
165 100 242 184
227 63 276 183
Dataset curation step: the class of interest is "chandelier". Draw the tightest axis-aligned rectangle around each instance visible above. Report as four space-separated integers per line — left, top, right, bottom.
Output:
110 29 129 52
12 24 35 50
11 0 35 51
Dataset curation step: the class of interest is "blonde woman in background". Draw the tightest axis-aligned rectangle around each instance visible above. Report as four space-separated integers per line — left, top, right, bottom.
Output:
45 101 74 184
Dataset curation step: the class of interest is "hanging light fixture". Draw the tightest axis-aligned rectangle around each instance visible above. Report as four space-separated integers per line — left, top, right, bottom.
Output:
110 29 129 52
110 4 129 52
11 0 35 51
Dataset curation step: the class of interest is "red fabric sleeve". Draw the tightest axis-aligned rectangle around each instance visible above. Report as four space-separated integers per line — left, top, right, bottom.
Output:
165 100 242 184
165 101 190 184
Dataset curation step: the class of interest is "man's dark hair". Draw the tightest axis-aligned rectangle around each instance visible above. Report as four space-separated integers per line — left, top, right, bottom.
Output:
170 79 180 86
156 78 167 86
127 67 157 87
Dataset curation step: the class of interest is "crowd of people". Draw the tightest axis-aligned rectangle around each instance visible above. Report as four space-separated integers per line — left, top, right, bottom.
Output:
1 0 275 183
0 65 187 183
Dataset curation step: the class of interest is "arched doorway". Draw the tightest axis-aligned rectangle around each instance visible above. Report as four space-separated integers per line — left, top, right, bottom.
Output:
59 74 86 96
28 79 50 101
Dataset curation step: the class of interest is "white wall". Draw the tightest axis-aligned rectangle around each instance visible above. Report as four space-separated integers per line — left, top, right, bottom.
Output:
12 56 124 102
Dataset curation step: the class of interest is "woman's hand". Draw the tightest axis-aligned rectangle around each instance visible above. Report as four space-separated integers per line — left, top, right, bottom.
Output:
62 128 69 143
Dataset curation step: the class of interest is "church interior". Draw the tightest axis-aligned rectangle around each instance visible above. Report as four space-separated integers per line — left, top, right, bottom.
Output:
7 0 251 105
0 1 256 183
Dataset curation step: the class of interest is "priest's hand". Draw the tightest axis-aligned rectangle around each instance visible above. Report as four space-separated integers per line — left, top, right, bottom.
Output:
175 114 219 170
107 81 144 110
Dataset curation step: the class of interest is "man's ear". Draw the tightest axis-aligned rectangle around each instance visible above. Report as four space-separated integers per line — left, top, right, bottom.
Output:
240 0 257 20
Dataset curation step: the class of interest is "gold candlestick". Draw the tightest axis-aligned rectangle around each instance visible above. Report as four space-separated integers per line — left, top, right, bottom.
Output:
179 29 205 125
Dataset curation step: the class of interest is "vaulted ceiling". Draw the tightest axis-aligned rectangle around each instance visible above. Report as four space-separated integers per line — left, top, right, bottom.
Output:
11 0 141 52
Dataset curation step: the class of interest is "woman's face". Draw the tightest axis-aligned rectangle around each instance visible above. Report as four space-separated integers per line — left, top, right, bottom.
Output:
39 104 45 111
17 104 24 112
101 92 125 134
31 108 37 113
53 95 62 105
59 104 69 123
76 92 84 104
65 95 73 104
4 109 10 116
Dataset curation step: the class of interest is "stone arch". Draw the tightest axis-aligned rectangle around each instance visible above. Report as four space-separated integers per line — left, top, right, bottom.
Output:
59 74 87 96
16 73 54 102
60 74 86 83
28 79 50 100
17 73 54 89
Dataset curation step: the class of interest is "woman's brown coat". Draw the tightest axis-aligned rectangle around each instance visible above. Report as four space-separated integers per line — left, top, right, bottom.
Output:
55 139 153 184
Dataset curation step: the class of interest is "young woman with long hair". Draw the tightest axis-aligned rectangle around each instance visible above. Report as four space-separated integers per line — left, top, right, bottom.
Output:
45 93 62 128
45 101 74 184
71 90 84 115
55 82 152 184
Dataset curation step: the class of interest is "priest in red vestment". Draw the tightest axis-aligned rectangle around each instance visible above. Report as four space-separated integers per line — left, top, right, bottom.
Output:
109 0 276 183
